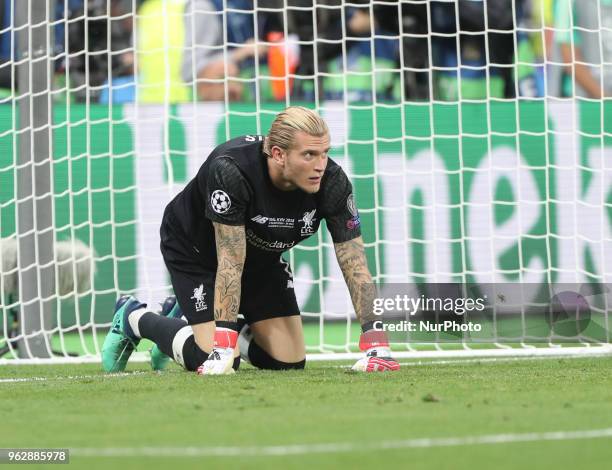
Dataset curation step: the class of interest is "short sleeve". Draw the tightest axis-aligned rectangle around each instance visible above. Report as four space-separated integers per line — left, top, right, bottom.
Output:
204 157 251 225
319 166 362 243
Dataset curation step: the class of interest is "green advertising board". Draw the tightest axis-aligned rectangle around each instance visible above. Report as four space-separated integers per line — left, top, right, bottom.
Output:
0 101 610 325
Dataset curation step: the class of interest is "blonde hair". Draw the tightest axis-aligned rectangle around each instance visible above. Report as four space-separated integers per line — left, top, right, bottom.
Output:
265 106 329 154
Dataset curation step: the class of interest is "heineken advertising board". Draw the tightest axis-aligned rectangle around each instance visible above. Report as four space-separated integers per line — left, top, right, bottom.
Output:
0 102 610 323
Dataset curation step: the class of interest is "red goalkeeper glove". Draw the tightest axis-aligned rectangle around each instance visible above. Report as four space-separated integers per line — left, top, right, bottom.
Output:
197 328 237 375
351 328 400 372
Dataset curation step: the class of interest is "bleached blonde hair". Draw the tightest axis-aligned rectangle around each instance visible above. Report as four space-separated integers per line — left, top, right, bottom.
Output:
265 106 329 154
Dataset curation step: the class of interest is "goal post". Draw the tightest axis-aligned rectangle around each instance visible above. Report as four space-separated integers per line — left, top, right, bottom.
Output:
0 0 611 364
15 0 55 358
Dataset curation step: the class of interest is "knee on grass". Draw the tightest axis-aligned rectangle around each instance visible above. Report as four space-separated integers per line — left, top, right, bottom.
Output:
247 340 306 370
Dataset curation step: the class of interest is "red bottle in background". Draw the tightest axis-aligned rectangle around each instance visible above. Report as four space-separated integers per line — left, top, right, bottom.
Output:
267 32 299 100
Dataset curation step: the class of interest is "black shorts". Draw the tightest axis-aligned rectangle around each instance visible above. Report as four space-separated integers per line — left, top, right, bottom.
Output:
160 218 300 326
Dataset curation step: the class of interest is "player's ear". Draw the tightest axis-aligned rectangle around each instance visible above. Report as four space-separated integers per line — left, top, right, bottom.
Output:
270 145 286 165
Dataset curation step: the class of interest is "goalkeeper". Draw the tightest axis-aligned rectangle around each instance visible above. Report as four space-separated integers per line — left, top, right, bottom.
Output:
101 106 399 375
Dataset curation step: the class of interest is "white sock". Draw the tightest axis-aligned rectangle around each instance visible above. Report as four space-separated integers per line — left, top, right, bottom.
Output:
127 307 147 338
172 326 194 368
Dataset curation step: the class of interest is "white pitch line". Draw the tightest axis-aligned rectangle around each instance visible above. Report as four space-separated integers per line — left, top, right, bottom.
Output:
1 354 607 382
0 359 521 382
0 371 147 384
71 428 612 457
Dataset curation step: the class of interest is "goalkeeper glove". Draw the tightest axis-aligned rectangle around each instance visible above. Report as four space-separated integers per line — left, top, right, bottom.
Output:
351 328 400 372
197 328 237 376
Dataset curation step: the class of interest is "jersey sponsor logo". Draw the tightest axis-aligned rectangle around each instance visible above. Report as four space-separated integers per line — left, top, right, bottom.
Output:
246 229 296 251
190 284 208 312
211 190 231 214
299 209 317 236
251 215 269 224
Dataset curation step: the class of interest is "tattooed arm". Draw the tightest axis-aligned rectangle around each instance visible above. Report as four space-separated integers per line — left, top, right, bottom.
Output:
333 236 376 326
197 222 246 375
335 236 400 372
213 222 246 324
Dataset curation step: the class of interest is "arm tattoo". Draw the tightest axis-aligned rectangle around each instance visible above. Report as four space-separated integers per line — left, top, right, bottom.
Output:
334 237 376 325
213 222 246 323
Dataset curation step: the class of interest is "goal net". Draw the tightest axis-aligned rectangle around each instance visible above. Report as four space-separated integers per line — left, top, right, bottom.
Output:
1 0 611 364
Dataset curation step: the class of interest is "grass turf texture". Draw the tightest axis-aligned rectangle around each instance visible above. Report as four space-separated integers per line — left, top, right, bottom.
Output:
1 357 612 469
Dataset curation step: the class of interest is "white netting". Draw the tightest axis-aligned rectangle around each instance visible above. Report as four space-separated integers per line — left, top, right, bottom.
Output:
1 0 611 363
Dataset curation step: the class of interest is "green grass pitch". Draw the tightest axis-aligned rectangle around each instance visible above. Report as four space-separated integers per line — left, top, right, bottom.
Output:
1 356 612 469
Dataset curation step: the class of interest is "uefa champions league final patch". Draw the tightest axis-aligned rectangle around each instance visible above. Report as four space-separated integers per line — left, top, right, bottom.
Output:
211 190 232 214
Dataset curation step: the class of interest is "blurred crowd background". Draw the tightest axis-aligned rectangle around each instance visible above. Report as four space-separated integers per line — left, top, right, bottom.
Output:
0 0 610 104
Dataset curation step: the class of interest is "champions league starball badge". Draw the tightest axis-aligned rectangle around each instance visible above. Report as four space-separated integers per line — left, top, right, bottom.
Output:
211 190 231 214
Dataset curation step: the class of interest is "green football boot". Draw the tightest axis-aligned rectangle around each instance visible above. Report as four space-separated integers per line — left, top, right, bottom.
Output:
101 295 146 372
150 295 184 371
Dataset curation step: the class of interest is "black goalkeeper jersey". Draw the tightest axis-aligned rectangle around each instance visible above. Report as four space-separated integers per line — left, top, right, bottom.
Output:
163 135 361 271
